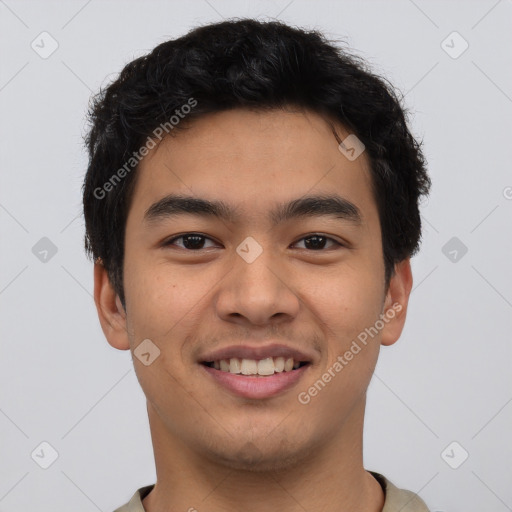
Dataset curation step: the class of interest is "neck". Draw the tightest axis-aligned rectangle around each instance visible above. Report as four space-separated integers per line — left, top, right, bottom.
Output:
142 397 384 512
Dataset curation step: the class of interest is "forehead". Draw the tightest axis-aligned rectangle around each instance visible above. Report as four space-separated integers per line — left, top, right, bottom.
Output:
128 108 377 228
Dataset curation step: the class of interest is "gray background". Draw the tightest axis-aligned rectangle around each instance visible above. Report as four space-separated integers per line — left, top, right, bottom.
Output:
1 1 511 511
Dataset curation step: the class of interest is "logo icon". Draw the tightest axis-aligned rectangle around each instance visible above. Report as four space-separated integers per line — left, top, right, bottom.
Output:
441 31 469 59
442 236 468 263
134 339 161 366
31 441 59 469
441 441 469 469
236 236 263 264
31 32 59 59
338 134 365 161
32 237 58 263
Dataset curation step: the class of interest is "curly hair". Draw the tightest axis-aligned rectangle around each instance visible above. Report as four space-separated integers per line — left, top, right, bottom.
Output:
83 18 431 307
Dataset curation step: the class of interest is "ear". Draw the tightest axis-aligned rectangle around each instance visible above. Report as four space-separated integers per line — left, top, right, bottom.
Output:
93 260 130 350
380 258 413 347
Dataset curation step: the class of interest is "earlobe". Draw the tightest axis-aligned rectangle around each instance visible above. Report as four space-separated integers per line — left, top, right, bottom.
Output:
380 259 413 347
93 261 130 350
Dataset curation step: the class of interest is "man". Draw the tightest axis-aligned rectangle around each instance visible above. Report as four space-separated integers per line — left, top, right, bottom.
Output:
82 19 432 512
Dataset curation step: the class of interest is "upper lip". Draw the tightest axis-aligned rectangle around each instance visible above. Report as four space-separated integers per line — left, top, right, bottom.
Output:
199 343 316 363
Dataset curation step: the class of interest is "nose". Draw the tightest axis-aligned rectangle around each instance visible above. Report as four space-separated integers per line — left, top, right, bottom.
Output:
214 244 301 327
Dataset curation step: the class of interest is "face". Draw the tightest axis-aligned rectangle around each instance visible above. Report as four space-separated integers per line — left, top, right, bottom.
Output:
95 107 411 472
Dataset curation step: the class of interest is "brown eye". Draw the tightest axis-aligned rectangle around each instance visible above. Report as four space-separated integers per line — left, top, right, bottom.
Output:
164 233 218 250
292 235 342 250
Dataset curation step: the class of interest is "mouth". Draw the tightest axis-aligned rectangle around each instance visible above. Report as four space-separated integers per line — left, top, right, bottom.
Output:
200 356 312 399
201 357 310 376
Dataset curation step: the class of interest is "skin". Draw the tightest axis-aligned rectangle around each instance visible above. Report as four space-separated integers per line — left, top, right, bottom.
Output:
94 108 413 512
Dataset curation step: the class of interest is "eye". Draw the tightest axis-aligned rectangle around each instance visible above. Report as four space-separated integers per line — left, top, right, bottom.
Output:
162 233 343 251
292 234 343 251
163 233 218 250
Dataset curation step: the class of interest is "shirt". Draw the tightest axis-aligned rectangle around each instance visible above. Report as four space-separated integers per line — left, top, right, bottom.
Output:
113 471 430 511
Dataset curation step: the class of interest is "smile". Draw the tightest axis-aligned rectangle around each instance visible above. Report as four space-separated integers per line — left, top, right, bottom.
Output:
202 356 309 376
200 358 311 399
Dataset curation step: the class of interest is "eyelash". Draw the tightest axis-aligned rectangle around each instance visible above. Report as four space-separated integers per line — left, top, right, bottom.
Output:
163 233 344 251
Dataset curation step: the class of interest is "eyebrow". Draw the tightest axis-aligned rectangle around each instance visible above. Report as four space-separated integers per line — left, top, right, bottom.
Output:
143 193 362 226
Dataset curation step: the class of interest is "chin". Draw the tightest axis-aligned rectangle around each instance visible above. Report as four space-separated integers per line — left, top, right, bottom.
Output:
202 436 313 473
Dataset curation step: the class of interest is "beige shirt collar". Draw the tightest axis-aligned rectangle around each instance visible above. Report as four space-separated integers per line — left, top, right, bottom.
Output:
114 472 430 512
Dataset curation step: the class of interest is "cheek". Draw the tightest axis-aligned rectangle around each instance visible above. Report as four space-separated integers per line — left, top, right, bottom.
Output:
310 262 384 334
124 254 219 351
301 353 377 431
299 282 382 419
307 263 384 394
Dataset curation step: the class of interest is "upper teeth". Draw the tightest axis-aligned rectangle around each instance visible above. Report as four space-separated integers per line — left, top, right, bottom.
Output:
212 357 301 375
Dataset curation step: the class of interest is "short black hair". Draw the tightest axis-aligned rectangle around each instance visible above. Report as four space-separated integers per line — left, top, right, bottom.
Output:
82 18 431 307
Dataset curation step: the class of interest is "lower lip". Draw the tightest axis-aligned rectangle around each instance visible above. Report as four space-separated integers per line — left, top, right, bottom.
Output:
201 364 310 399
